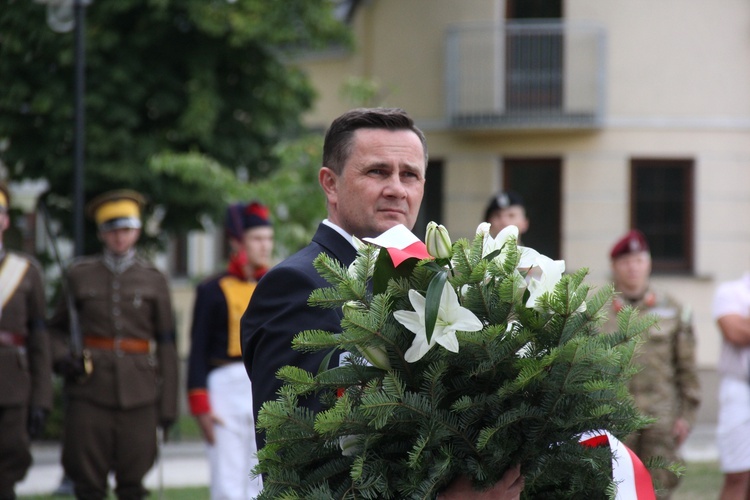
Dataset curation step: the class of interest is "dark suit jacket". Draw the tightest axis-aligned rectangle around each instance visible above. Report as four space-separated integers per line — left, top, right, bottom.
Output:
241 223 357 447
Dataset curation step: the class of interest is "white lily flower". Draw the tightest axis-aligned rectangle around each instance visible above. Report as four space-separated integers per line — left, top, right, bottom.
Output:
526 254 566 310
517 246 541 270
477 223 520 263
394 282 483 363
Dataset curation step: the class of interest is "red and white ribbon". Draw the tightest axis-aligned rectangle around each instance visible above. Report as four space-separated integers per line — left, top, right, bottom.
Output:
579 430 655 500
363 224 431 267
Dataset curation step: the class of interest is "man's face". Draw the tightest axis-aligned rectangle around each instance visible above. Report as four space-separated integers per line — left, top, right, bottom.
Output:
100 227 140 255
611 251 651 292
240 226 274 269
488 206 529 237
321 128 426 238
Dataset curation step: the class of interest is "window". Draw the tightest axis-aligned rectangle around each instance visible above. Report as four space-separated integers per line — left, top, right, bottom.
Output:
414 160 444 239
630 159 694 273
505 0 563 112
504 158 562 260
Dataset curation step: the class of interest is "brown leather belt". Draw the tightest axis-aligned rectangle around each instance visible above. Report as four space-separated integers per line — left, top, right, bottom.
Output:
83 336 153 354
0 330 25 347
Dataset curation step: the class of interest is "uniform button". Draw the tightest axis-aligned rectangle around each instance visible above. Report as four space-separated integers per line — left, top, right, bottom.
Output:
112 281 120 290
112 307 121 316
112 293 120 302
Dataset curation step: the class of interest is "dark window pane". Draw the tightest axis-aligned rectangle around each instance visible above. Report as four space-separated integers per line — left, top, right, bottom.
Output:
631 159 693 273
415 160 443 239
504 158 562 260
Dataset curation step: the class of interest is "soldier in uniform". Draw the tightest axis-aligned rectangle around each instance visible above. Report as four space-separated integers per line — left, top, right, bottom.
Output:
0 183 52 500
604 229 701 499
482 190 529 239
187 201 273 499
49 189 178 500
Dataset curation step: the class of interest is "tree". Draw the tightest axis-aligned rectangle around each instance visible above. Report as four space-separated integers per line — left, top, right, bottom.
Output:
0 0 351 251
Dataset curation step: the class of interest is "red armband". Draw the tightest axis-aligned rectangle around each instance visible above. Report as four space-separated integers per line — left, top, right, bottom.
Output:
188 389 211 415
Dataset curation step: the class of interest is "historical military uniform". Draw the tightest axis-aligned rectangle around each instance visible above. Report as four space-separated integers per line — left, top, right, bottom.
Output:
605 230 701 498
49 190 178 500
0 184 52 499
187 201 271 499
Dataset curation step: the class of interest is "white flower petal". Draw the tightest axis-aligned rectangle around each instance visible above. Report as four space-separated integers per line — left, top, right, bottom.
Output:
404 336 432 362
475 222 491 236
435 329 460 353
518 246 541 270
526 255 566 310
395 282 483 363
393 310 423 335
450 308 484 332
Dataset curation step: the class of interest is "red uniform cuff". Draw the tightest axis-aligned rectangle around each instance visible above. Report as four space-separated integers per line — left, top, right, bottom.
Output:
188 389 211 415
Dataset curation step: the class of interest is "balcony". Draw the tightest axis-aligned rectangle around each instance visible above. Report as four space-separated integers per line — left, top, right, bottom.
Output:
445 21 606 130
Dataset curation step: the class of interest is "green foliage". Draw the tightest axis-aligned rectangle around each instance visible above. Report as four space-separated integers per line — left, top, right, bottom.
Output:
0 0 349 252
241 134 329 257
255 230 654 499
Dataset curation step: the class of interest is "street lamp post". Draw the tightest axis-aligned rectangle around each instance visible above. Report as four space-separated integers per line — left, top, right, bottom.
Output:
72 0 86 257
37 0 89 257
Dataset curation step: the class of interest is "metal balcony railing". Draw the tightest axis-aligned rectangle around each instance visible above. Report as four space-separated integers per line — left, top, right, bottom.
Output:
445 21 606 130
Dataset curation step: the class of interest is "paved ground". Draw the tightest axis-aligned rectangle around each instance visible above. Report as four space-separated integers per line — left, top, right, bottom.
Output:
17 440 209 497
17 424 718 497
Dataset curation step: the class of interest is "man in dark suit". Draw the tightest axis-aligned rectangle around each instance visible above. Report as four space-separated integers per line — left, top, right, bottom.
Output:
241 108 428 440
241 107 523 499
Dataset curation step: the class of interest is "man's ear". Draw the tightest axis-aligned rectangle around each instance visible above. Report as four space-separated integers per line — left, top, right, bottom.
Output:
319 167 338 198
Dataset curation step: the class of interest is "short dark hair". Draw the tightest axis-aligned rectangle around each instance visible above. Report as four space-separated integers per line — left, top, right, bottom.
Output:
322 107 428 175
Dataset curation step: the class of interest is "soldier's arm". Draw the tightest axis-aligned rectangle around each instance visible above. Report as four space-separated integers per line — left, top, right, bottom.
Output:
674 311 700 426
717 314 750 347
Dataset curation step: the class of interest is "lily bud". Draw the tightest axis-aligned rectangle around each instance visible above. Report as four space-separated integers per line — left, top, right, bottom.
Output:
342 300 362 316
425 221 452 259
359 345 391 370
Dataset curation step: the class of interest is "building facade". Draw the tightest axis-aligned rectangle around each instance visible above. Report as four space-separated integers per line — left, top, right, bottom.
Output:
296 0 750 391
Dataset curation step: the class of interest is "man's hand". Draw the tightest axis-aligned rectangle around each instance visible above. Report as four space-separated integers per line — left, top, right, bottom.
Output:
53 354 87 381
439 465 524 500
159 418 175 443
27 406 48 439
673 417 691 447
194 412 224 445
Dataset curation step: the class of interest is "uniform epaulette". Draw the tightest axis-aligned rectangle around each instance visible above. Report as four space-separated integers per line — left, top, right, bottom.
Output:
7 250 43 273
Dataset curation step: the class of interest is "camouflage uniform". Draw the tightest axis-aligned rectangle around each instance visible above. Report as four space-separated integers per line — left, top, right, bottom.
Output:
605 288 701 498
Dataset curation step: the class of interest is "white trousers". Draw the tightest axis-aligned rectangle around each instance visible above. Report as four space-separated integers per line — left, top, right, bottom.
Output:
207 363 262 499
717 377 750 473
